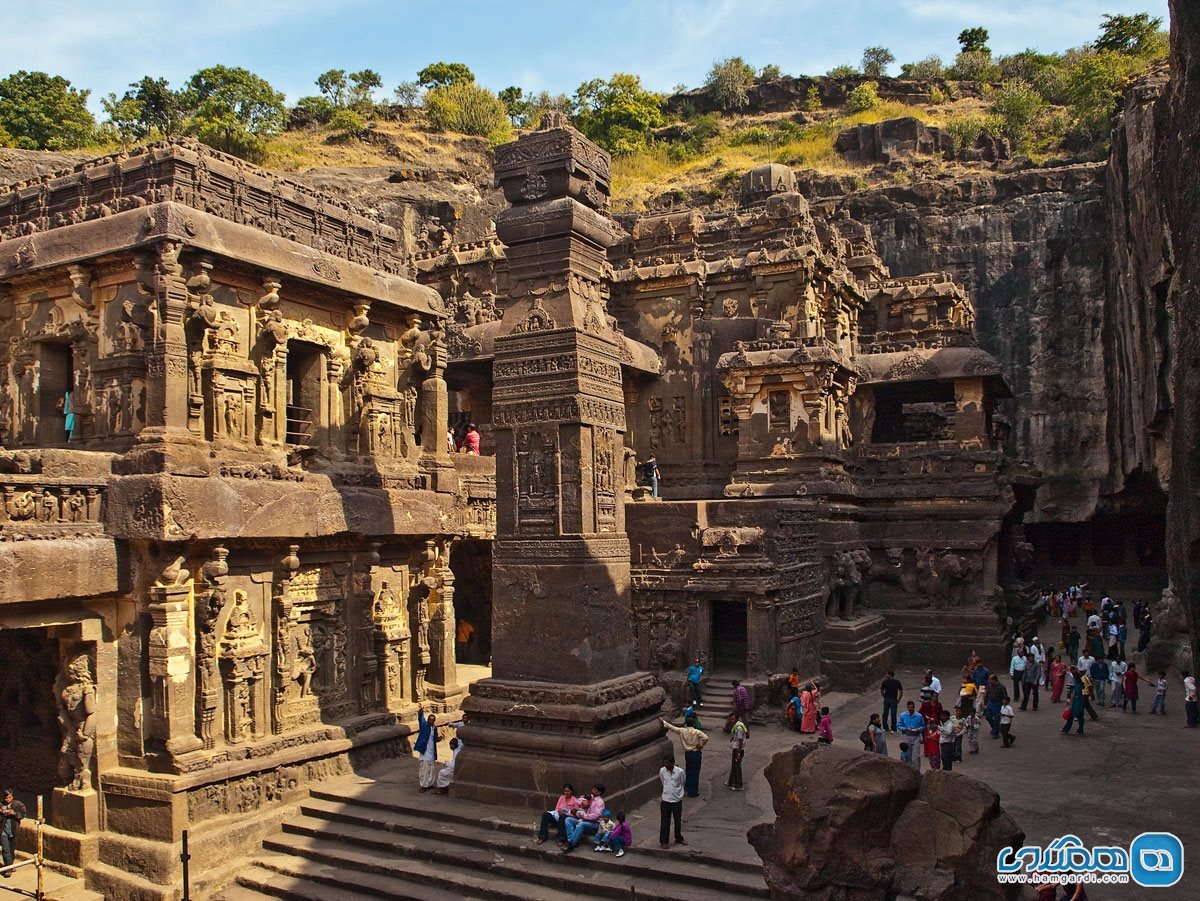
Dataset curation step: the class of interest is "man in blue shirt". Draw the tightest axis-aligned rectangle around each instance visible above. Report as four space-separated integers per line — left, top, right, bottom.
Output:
896 701 926 772
686 657 704 706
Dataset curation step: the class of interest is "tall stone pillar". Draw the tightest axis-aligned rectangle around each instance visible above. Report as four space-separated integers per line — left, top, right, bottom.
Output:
147 560 202 756
455 119 668 809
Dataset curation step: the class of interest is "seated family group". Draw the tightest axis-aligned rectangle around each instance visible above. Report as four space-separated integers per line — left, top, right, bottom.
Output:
534 784 632 857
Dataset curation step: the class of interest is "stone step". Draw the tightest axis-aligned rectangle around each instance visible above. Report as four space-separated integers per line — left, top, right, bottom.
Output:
224 856 464 901
262 822 752 901
308 788 757 880
297 793 765 893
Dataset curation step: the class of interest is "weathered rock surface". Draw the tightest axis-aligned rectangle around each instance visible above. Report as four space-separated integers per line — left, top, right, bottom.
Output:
748 744 1024 900
834 117 1009 164
1162 0 1200 673
836 164 1108 521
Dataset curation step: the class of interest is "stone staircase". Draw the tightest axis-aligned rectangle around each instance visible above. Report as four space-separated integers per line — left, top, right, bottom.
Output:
877 608 1007 670
819 614 897 690
217 785 769 901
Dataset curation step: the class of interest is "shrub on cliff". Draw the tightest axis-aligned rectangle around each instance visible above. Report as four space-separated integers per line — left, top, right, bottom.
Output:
424 80 510 143
901 55 945 79
705 57 756 111
844 81 881 114
573 74 664 156
990 79 1045 149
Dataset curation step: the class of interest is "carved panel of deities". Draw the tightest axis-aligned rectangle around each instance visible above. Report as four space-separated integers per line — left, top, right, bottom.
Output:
284 564 353 720
515 428 558 535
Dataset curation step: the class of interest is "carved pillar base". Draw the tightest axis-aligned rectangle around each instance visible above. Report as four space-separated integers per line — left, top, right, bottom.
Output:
49 787 100 834
455 673 669 810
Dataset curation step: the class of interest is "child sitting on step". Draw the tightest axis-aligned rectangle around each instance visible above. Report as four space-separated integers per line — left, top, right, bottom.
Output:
595 811 631 857
592 810 616 852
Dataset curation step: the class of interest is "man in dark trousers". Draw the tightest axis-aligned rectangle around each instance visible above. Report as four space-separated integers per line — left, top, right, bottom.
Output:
658 755 687 849
0 789 26 878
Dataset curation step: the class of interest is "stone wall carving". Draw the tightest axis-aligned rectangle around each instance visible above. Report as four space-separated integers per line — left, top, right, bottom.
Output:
55 645 96 791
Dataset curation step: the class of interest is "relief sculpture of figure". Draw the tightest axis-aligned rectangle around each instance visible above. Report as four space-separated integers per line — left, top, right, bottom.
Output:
292 626 317 698
55 652 96 791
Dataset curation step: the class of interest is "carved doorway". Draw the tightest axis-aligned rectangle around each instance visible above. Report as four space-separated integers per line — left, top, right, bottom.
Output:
0 629 61 808
449 539 492 666
711 600 747 673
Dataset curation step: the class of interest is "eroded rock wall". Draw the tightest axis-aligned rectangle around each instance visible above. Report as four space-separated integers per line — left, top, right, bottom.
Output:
1162 0 1200 672
839 165 1109 522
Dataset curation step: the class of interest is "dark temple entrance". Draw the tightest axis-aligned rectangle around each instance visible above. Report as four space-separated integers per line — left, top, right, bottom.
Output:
711 600 747 671
0 629 61 810
449 539 493 666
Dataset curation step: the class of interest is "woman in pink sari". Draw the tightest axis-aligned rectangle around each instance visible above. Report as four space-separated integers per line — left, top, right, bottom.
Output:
1049 654 1067 703
800 683 820 733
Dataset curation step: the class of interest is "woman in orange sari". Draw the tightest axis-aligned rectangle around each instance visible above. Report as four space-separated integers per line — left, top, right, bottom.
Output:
800 683 820 733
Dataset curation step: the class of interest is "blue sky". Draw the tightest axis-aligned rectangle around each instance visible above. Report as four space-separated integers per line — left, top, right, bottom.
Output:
0 0 1171 112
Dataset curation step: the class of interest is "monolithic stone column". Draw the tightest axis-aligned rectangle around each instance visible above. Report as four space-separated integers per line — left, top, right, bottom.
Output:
147 562 202 756
455 118 669 809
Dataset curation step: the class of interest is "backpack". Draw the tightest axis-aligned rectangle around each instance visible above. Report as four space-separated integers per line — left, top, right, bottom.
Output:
859 728 873 750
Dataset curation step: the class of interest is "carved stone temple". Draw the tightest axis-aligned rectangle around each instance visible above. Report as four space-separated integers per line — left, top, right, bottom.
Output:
0 129 1016 894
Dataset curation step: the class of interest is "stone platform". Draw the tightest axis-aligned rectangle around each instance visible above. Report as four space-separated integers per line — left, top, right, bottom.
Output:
877 607 1007 669
819 614 897 690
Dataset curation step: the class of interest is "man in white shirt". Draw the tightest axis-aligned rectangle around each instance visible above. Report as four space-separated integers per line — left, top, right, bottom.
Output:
658 755 687 849
1110 657 1128 707
999 698 1016 747
1077 651 1095 674
1008 652 1026 704
924 669 942 695
1184 670 1198 728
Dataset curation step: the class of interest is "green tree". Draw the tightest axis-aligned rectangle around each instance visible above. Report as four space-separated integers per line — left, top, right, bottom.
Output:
292 95 336 126
1061 49 1141 148
181 65 286 160
1094 12 1163 56
759 64 784 81
958 27 991 53
990 78 1044 147
498 86 527 124
804 85 823 111
0 71 95 150
826 64 860 78
347 69 383 110
952 50 998 81
424 80 509 142
522 90 571 128
572 73 665 155
900 55 945 79
393 82 422 108
328 107 367 141
417 62 474 88
704 57 756 111
316 69 348 105
101 93 143 145
845 81 881 113
861 46 895 78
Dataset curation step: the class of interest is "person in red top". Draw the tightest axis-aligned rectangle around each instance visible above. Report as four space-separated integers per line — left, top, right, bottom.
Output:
1123 662 1141 713
462 423 480 455
919 691 943 728
923 723 943 769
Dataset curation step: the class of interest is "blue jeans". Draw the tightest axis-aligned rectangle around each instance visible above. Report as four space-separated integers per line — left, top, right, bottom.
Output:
882 699 898 731
649 474 659 498
985 702 1001 737
565 818 598 848
1151 695 1165 714
608 834 626 852
538 810 567 842
1062 709 1085 734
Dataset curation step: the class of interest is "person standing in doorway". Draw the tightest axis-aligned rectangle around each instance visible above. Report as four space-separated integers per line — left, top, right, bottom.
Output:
456 617 475 662
658 756 687 849
726 714 748 790
661 714 708 798
0 790 25 879
880 669 903 732
643 454 660 499
686 657 704 706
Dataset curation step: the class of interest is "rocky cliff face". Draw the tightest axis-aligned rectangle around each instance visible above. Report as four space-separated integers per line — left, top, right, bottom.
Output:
837 164 1109 522
1162 0 1200 671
